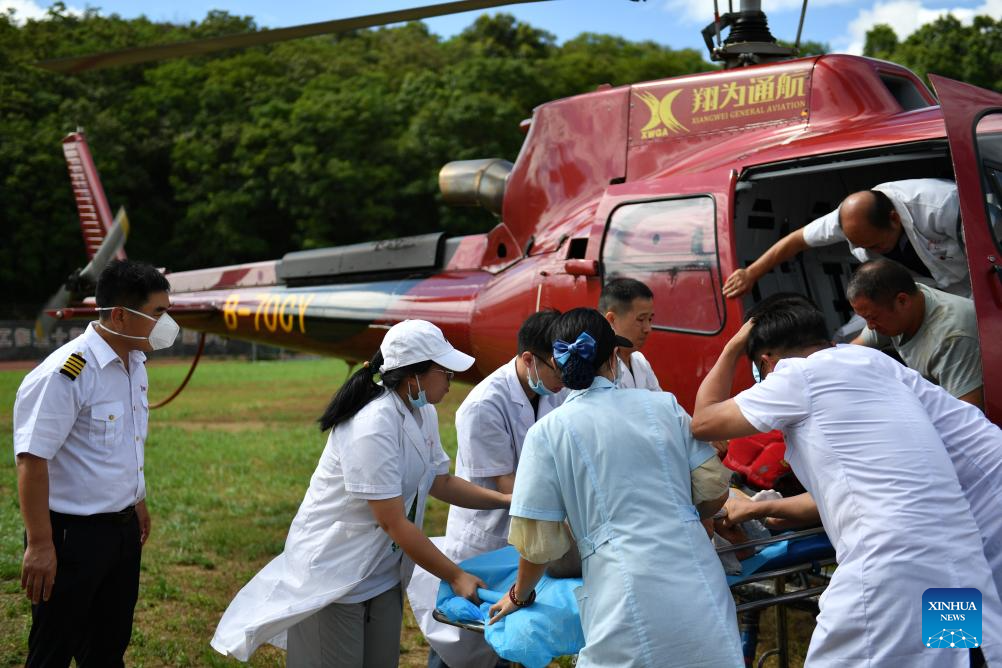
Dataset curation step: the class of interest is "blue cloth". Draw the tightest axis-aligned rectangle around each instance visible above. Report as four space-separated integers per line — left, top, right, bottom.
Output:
438 536 835 667
510 378 744 668
437 546 585 668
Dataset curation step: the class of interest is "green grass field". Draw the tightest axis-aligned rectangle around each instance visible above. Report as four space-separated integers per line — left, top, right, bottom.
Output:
1 358 810 667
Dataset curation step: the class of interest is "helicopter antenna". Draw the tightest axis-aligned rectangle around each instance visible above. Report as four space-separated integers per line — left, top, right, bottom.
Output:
793 0 809 55
712 0 723 48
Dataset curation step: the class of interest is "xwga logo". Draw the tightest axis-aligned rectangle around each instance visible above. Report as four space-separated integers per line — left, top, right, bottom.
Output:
635 90 687 139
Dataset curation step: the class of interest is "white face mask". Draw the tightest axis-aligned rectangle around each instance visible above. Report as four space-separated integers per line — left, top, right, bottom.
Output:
97 306 180 351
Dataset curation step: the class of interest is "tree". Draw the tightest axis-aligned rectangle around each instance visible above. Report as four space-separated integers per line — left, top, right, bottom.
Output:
862 24 898 62
864 15 1002 91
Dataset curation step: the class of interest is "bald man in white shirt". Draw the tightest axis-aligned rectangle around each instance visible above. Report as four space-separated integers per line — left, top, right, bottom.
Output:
724 179 969 299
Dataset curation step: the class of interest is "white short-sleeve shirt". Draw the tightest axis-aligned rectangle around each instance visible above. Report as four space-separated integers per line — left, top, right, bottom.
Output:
13 322 148 515
802 178 968 296
732 344 999 666
444 358 565 559
846 345 1002 603
615 351 662 391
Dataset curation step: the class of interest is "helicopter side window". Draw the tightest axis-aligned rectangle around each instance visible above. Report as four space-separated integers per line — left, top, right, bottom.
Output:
975 113 1002 252
602 196 724 334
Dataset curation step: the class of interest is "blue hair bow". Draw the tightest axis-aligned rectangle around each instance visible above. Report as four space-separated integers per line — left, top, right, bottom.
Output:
553 331 597 368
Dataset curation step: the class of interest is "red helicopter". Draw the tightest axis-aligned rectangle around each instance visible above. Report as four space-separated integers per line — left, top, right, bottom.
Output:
37 0 1002 425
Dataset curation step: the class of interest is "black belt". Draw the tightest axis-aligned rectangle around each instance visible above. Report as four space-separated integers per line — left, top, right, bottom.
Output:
50 506 136 525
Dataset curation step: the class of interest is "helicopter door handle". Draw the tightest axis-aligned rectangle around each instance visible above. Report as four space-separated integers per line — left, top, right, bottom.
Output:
565 260 599 276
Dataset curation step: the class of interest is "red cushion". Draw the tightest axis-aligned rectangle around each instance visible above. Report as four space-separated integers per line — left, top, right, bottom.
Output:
723 430 791 489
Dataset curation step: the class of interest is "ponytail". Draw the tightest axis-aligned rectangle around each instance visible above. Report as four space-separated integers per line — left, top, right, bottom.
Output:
318 350 384 431
317 350 434 431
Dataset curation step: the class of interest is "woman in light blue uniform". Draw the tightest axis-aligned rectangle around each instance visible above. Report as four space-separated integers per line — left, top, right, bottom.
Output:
488 308 742 668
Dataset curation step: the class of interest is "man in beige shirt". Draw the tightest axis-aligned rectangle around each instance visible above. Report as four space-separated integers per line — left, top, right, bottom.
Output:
847 258 983 409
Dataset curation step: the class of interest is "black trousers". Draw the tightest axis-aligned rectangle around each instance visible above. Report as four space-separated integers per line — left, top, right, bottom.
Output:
25 508 142 668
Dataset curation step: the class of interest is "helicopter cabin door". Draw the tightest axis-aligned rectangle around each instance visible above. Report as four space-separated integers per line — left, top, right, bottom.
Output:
931 75 1002 424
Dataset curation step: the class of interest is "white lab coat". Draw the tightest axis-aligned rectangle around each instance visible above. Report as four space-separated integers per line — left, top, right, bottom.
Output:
803 179 969 296
852 345 1002 664
211 390 450 661
734 345 1001 667
615 351 662 391
407 359 565 668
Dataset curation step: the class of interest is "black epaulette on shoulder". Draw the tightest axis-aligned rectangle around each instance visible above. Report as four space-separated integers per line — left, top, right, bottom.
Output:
59 353 86 381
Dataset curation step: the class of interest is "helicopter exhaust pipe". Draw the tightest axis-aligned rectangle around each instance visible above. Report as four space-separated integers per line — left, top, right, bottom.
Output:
439 158 512 216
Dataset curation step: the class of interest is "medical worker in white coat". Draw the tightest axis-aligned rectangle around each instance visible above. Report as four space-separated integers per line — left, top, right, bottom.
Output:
599 278 662 391
691 296 1001 667
410 311 567 668
488 308 742 668
852 345 1002 639
211 320 512 667
724 179 969 298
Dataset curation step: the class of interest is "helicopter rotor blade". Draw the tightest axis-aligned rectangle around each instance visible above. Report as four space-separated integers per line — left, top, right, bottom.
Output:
34 207 130 338
36 0 551 74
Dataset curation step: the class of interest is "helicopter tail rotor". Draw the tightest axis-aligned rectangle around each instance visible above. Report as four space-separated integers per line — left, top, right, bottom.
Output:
35 207 130 338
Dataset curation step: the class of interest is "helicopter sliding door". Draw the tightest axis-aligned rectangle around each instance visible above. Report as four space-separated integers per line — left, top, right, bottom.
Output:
932 75 1002 424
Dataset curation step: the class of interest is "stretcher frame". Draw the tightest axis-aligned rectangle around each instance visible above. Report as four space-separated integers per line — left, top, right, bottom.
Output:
432 526 833 668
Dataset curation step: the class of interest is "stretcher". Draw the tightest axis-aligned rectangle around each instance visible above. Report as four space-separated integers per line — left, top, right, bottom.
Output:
433 527 834 668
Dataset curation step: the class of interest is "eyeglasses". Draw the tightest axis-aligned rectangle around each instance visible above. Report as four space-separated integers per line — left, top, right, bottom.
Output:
532 353 556 371
430 368 455 381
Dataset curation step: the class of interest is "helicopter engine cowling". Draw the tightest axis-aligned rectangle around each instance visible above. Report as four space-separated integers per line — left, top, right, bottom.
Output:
439 158 512 216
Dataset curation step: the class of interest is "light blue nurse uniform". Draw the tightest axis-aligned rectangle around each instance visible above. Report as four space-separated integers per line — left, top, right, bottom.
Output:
510 377 743 668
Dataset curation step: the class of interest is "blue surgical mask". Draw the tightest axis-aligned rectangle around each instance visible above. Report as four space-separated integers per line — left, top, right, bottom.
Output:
613 356 624 386
528 358 555 397
752 362 762 384
407 375 428 409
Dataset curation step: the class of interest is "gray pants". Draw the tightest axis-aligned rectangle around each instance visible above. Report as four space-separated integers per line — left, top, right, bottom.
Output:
286 585 403 668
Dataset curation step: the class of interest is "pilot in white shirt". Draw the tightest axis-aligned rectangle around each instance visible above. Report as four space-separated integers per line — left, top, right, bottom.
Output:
13 259 175 667
600 277 663 391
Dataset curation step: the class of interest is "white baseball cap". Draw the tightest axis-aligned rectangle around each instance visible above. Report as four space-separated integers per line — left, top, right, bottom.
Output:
379 320 475 374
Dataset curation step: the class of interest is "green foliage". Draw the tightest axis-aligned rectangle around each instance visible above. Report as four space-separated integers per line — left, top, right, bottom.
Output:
0 11 712 316
863 15 1002 91
862 24 898 62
